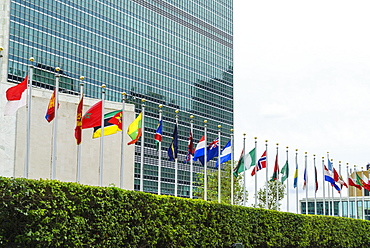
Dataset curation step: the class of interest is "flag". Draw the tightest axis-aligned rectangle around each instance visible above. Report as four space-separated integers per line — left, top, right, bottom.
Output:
333 168 348 188
348 173 362 190
154 120 163 151
74 96 83 145
328 158 333 171
324 165 341 192
92 110 122 138
233 148 255 177
362 174 370 191
355 173 369 191
4 75 28 116
293 161 298 188
108 110 123 130
193 136 206 161
197 138 220 165
281 160 289 183
215 140 231 168
82 100 102 129
251 150 266 176
127 112 142 145
314 165 318 192
167 124 178 161
303 168 307 190
184 131 194 163
45 90 60 122
270 153 279 181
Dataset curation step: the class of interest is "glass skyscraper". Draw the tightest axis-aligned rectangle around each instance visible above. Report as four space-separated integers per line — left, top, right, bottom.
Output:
2 0 233 197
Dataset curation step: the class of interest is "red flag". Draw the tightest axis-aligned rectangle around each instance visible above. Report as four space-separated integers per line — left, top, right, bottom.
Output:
270 153 279 181
45 90 59 122
108 110 123 130
74 96 83 145
81 100 102 129
348 175 361 190
4 75 28 115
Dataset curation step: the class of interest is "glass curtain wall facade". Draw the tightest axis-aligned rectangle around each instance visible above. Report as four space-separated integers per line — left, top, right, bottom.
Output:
6 0 233 197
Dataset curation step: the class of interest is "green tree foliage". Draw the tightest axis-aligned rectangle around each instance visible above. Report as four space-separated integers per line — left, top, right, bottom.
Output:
255 180 286 210
194 162 245 204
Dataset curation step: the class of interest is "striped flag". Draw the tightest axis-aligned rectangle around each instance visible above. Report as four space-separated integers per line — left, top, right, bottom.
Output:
293 161 298 188
154 120 163 151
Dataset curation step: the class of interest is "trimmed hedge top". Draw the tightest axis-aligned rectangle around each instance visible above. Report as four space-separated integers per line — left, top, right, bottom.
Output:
0 177 369 247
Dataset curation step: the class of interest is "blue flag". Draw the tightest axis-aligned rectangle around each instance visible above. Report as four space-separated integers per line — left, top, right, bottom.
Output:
197 138 219 165
215 140 231 168
167 124 178 161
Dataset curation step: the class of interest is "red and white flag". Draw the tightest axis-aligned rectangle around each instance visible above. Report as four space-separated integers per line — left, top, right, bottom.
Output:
4 76 28 116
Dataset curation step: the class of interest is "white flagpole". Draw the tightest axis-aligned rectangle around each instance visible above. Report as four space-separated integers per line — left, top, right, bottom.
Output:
339 161 342 217
76 76 84 183
347 164 350 218
314 154 317 215
203 120 208 201
190 115 194 199
322 157 326 215
286 146 289 212
99 84 106 186
157 105 163 195
354 166 358 219
140 99 146 192
217 125 221 203
295 149 298 214
265 140 269 209
243 133 246 206
51 67 61 180
276 143 279 211
120 92 126 189
254 137 257 207
25 58 34 178
230 129 234 205
331 158 334 216
174 109 179 197
361 167 365 220
305 152 308 215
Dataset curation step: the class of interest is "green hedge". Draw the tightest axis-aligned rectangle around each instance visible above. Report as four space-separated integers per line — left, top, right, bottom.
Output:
0 177 369 247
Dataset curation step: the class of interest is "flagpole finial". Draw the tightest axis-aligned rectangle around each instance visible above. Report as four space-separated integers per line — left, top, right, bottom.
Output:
243 133 246 137
276 143 279 146
230 128 233 132
29 57 34 62
159 104 163 108
55 67 60 72
339 161 341 163
122 92 127 96
305 152 307 154
296 149 298 151
204 120 207 124
331 159 333 161
0 46 3 51
313 154 316 157
175 109 179 114
254 137 257 139
286 146 288 149
80 76 85 80
190 115 194 119
322 157 324 159
141 98 145 103
265 140 268 142
101 84 106 89
218 125 221 128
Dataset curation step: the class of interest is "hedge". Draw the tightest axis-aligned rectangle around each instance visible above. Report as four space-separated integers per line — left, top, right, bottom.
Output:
1 177 369 247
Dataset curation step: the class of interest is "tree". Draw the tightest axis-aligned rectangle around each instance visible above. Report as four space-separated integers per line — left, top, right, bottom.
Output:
254 180 286 210
194 161 245 204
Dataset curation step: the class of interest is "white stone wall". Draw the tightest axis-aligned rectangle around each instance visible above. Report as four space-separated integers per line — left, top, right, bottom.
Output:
1 82 135 190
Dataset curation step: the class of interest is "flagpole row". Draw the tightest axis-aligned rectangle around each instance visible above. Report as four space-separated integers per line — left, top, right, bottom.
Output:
99 84 106 186
51 67 60 180
120 92 126 189
190 116 194 199
25 57 34 178
305 152 308 214
243 133 246 206
265 140 268 209
140 99 146 192
254 137 257 207
76 76 84 183
174 109 179 197
230 129 234 205
204 120 208 201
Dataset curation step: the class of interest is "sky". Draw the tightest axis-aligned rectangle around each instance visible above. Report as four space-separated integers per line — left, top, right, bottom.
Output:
233 0 370 211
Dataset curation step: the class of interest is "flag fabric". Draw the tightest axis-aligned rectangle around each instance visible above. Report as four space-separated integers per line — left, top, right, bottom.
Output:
108 110 123 130
197 138 220 165
4 75 28 116
361 174 370 191
234 148 256 177
82 101 102 129
92 110 122 138
74 96 83 145
184 131 194 163
270 153 279 181
127 112 142 145
293 161 298 188
333 168 348 188
154 120 163 151
215 140 231 168
355 173 370 191
167 124 178 161
348 174 362 190
303 168 307 190
45 90 60 122
251 150 266 176
281 160 289 183
324 165 341 192
327 159 333 171
314 165 318 192
193 136 206 161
